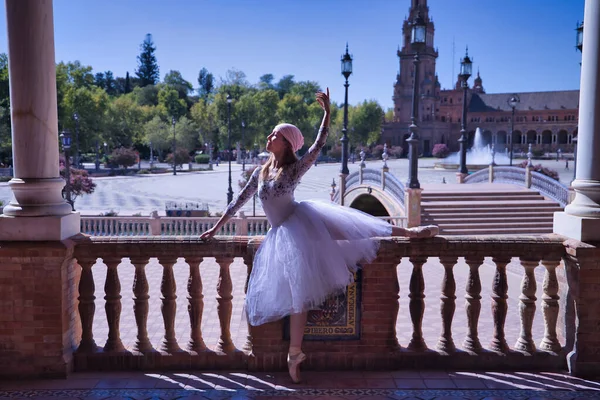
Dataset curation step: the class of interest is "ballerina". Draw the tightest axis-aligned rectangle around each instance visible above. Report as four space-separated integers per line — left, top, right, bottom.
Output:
200 88 438 383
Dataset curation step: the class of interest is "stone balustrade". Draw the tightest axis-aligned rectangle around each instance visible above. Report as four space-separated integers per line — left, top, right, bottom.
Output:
66 234 599 376
80 215 407 236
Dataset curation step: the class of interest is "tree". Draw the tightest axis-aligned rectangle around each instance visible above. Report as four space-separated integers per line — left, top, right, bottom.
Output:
276 75 295 99
94 72 105 89
291 81 322 105
166 148 191 167
164 70 193 99
104 70 116 95
143 116 171 157
60 159 96 211
158 86 187 120
133 84 160 107
258 74 275 90
124 71 132 94
61 85 110 152
277 93 310 136
197 67 214 100
221 68 249 87
104 94 146 148
135 34 160 87
175 116 198 151
190 99 217 145
349 100 384 146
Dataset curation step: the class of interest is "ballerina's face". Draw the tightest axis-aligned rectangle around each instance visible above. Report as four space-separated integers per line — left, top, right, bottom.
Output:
266 129 288 153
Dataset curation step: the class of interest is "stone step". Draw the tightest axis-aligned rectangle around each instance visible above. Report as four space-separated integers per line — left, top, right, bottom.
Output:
421 194 546 202
440 226 553 235
422 207 562 214
437 221 554 229
422 190 541 198
421 200 561 209
423 216 555 224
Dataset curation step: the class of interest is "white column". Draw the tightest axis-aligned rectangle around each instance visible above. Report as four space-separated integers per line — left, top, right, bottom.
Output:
554 0 600 241
0 0 79 240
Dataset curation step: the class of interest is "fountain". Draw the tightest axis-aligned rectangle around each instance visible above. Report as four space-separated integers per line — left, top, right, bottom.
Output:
434 127 511 170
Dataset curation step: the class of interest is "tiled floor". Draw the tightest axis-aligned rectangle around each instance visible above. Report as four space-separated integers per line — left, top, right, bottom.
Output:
1 370 599 399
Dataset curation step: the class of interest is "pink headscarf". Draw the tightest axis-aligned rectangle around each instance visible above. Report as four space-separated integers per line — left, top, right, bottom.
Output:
276 123 304 152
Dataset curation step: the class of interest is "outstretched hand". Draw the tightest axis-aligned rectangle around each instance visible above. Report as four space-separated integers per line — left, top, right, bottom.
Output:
316 88 330 114
200 226 218 241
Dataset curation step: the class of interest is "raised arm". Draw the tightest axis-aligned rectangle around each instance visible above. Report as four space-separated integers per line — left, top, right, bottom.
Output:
293 89 331 178
200 166 260 240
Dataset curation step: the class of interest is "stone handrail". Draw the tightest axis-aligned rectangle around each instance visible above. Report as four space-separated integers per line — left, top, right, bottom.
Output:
81 214 407 236
463 165 570 206
70 233 593 374
531 171 570 207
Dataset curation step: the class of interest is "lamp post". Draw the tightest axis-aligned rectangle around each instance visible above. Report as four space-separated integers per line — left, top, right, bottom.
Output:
73 112 80 167
149 141 154 169
507 94 520 166
406 12 426 189
340 43 353 176
59 130 73 210
172 117 177 175
95 139 100 171
103 142 108 165
241 120 246 171
458 47 472 175
226 93 233 204
574 21 583 180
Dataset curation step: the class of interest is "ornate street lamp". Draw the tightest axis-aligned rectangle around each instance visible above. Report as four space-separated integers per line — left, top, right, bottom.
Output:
507 94 520 166
172 116 177 175
149 141 154 169
406 12 426 189
73 112 80 167
59 130 73 210
340 43 353 176
241 120 246 171
458 47 472 175
94 139 100 171
226 93 233 204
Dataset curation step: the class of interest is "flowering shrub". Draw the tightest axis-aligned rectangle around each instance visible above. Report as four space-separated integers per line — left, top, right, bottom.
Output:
327 145 342 160
166 148 191 167
59 159 97 211
432 143 450 158
371 144 385 159
518 161 559 181
110 147 138 169
389 146 404 158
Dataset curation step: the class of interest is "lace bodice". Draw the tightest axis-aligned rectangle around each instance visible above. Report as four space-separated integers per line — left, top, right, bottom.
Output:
224 127 327 226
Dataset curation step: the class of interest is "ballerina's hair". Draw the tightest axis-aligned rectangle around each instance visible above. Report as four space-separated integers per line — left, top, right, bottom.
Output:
260 136 298 182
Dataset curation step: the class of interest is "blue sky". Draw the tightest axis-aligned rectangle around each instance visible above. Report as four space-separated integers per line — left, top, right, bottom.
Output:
0 0 586 109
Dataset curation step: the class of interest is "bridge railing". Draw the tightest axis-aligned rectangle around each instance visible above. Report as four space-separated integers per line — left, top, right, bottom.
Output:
464 165 570 206
69 234 597 375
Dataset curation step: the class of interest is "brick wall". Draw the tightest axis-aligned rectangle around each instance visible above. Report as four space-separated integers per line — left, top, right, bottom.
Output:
0 240 80 378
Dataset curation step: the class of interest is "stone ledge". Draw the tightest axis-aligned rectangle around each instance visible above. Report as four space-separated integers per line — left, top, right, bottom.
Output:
0 213 80 241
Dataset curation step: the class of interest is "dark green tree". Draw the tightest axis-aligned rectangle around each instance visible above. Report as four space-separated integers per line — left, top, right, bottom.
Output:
135 34 160 87
124 71 132 94
276 75 295 99
258 74 275 90
104 70 115 95
164 70 192 99
197 67 214 101
94 72 105 89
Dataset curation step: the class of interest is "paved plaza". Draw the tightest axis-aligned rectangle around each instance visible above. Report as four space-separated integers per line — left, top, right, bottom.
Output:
0 157 575 217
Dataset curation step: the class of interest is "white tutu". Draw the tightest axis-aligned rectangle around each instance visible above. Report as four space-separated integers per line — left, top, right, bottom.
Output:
245 200 393 326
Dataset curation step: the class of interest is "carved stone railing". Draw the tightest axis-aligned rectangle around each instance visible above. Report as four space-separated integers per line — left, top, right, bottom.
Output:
71 234 590 374
81 214 406 236
464 166 570 206
383 171 406 207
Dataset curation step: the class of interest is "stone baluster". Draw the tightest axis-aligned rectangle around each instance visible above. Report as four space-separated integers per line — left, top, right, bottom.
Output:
160 257 182 353
215 256 235 353
539 259 562 353
436 257 457 353
103 258 125 352
243 253 254 354
407 256 427 351
515 259 538 354
131 257 152 353
76 259 98 353
463 257 483 353
187 256 207 352
490 257 510 353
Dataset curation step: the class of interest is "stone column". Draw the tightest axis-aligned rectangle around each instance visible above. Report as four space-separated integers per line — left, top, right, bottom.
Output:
554 0 600 241
0 0 79 240
404 188 422 228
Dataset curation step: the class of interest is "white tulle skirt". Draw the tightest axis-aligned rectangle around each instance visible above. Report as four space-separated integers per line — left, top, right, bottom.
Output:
245 200 393 326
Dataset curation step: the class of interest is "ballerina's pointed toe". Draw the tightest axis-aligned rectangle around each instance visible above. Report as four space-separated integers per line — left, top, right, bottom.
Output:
287 352 307 383
408 224 439 239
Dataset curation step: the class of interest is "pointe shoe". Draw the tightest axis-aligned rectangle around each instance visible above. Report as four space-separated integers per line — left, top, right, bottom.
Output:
287 352 306 383
408 225 439 239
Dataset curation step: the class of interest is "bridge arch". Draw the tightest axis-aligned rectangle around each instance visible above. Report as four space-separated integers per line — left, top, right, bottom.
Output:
349 194 390 216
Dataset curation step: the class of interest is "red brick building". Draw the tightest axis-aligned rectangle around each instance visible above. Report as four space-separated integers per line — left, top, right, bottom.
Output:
382 0 579 156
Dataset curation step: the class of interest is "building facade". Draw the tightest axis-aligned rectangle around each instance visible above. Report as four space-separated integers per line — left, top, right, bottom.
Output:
382 0 579 156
